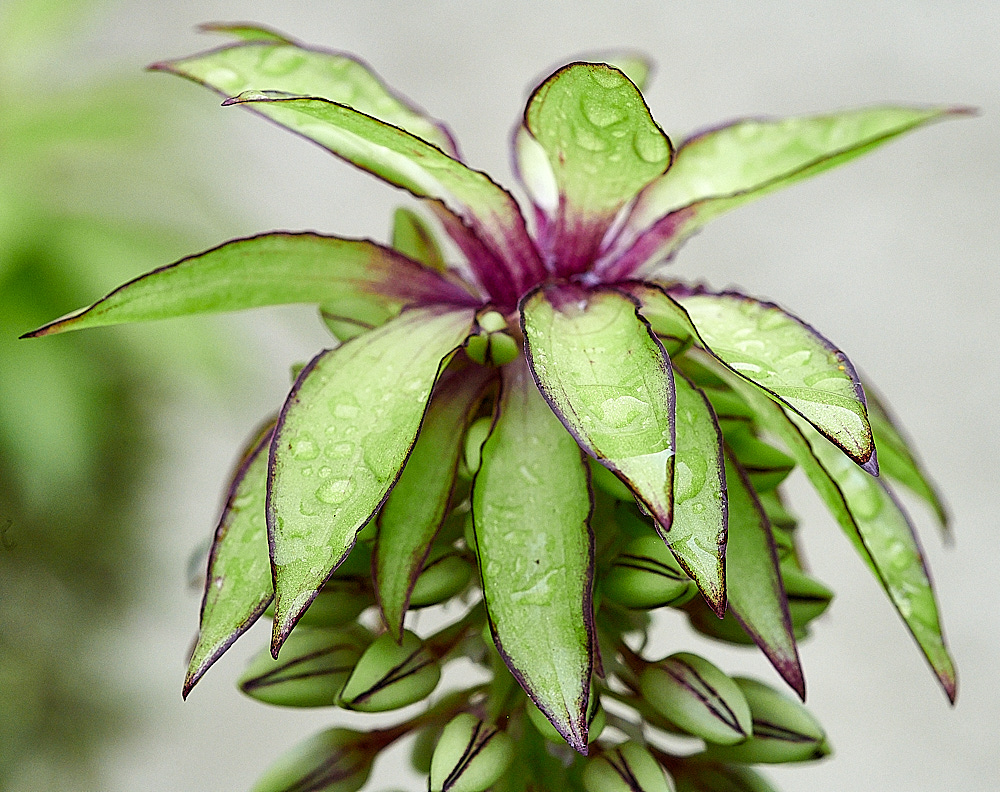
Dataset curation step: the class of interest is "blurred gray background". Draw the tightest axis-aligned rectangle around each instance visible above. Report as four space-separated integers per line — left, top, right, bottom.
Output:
10 1 998 790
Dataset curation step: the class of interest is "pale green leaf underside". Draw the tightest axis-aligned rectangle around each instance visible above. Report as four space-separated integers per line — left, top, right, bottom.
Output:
473 356 593 753
670 371 727 609
625 105 965 248
375 365 489 640
186 423 274 695
219 94 542 291
155 38 458 154
525 63 670 218
25 233 472 337
391 207 447 272
701 352 955 700
268 307 475 650
723 453 803 697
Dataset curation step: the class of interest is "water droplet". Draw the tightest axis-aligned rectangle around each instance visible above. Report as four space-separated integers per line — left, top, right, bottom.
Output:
729 361 763 375
301 466 313 477
328 442 355 459
290 434 320 460
597 395 649 432
589 67 628 90
581 94 625 128
691 502 706 514
333 401 360 419
205 67 240 88
573 125 608 152
316 478 353 505
633 127 670 164
232 493 254 510
318 466 333 478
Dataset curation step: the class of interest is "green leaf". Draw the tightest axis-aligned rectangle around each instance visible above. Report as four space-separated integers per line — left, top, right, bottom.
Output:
865 385 949 531
671 371 727 611
723 452 803 698
184 421 275 697
24 232 475 337
672 287 875 470
214 92 544 304
472 356 594 753
524 63 672 275
268 307 475 652
523 284 729 613
375 363 491 640
391 207 447 272
605 105 971 277
696 350 956 701
198 22 294 43
152 36 459 154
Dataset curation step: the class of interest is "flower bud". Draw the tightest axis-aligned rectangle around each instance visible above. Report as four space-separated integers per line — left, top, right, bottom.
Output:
780 563 833 629
589 457 636 502
462 416 493 478
339 629 441 712
409 547 473 608
672 761 778 792
239 627 365 708
604 536 696 610
725 428 794 493
250 727 373 792
291 577 372 628
705 677 828 764
429 713 514 792
527 689 605 744
583 742 674 792
684 601 754 646
640 653 751 745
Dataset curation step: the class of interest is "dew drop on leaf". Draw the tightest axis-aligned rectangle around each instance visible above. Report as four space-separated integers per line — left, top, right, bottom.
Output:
316 478 353 505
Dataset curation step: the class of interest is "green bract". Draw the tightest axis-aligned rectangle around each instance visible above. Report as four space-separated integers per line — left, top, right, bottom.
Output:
26 24 966 792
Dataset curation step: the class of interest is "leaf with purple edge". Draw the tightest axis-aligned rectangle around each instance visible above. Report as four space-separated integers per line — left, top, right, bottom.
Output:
671 370 728 612
472 356 594 754
151 34 460 155
375 362 491 641
522 284 727 614
267 307 476 654
697 349 956 701
604 105 971 277
673 288 877 472
523 63 672 275
23 232 476 337
723 450 804 699
216 92 544 304
185 420 275 698
865 384 949 531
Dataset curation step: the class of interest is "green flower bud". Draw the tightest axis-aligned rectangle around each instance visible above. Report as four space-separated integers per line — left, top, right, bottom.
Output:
466 312 519 366
477 310 507 334
640 653 751 745
250 727 373 792
673 760 779 792
780 563 833 629
409 547 473 608
725 428 795 493
339 629 440 712
465 333 490 365
604 536 696 610
583 742 674 792
527 689 605 744
463 416 493 477
429 713 514 792
488 331 520 366
410 724 441 774
278 577 371 628
239 627 365 708
684 601 755 646
705 677 829 764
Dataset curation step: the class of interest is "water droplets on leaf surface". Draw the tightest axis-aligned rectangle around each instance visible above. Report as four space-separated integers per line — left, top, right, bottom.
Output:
581 94 627 128
316 478 354 505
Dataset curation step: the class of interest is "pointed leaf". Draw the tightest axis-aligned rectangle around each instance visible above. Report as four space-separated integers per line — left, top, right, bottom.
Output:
391 207 447 271
185 421 275 697
634 284 876 471
723 451 804 698
25 232 475 337
696 350 956 701
216 92 544 304
268 307 475 651
198 23 294 43
152 37 459 154
375 363 491 640
603 105 971 277
522 284 726 613
865 385 949 530
671 370 728 611
523 63 672 275
473 356 594 753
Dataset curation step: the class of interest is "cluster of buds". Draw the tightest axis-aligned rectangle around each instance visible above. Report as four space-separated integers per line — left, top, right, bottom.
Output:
25 22 964 792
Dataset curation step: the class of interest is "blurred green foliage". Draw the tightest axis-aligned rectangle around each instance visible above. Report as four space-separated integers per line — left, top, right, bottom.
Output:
1 1 236 787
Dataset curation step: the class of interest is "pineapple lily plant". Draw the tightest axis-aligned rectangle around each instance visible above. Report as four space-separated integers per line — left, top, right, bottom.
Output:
26 24 967 792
